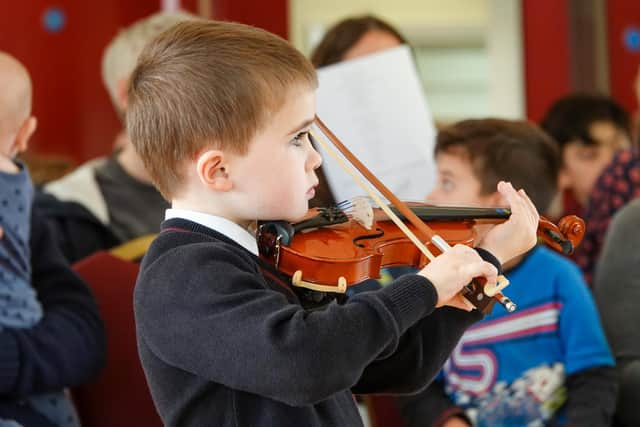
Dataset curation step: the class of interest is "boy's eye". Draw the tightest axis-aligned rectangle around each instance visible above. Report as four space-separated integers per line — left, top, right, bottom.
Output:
291 131 310 146
441 178 455 192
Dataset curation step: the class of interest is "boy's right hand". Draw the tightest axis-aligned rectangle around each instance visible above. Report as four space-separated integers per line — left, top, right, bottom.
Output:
417 244 497 311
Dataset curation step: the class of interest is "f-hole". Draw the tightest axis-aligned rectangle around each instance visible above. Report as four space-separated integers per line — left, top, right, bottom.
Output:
353 228 385 247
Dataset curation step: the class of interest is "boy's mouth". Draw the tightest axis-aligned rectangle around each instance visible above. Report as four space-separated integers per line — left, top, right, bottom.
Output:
306 186 316 199
306 182 318 199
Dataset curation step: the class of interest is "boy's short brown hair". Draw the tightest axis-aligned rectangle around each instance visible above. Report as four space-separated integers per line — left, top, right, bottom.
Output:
435 118 560 213
127 20 318 198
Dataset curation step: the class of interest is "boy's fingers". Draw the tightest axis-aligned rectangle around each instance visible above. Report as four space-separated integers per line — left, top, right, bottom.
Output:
452 243 482 260
500 182 524 210
463 261 498 287
500 182 528 217
445 294 474 311
499 181 539 226
519 189 540 224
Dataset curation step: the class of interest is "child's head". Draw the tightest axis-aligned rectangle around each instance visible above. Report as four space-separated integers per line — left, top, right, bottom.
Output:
127 20 320 221
102 11 197 117
0 51 37 172
311 15 406 68
540 93 632 207
428 118 560 214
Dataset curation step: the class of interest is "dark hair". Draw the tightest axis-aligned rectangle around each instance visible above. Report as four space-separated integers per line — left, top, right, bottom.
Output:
310 15 407 68
540 93 632 149
435 118 560 212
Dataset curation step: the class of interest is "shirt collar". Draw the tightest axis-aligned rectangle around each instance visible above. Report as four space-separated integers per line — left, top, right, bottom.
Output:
165 208 258 255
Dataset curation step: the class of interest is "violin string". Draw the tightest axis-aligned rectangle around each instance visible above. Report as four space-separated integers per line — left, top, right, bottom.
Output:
310 130 437 262
336 195 377 209
312 126 512 312
337 196 374 230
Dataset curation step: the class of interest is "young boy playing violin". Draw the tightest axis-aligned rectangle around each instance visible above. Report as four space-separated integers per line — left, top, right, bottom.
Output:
398 119 616 427
127 21 539 427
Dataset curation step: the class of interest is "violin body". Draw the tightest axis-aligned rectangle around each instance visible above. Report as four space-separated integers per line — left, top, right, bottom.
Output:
267 117 587 314
259 207 476 290
258 203 585 313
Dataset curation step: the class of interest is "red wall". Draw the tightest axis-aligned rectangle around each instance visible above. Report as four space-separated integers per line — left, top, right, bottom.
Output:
0 0 287 163
521 0 572 123
522 0 640 122
5 1 639 162
213 0 288 39
0 1 198 163
606 0 640 115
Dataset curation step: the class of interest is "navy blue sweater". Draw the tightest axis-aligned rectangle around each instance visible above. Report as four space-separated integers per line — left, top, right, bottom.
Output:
0 209 106 425
135 218 490 427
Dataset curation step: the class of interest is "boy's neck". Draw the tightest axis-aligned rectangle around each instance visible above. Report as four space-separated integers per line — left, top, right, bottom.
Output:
171 197 254 230
116 138 153 184
502 253 525 271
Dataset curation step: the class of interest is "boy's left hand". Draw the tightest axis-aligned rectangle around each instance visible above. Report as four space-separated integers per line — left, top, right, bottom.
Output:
477 181 539 264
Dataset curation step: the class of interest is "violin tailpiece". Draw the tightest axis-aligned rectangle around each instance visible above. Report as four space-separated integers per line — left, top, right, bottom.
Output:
291 270 348 294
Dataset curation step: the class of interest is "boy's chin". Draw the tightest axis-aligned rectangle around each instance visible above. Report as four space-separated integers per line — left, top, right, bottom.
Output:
282 205 311 223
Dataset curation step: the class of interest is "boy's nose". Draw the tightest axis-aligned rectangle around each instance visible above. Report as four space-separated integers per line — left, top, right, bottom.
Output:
308 146 322 171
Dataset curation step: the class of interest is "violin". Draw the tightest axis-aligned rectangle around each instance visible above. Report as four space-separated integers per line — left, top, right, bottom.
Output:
258 116 586 314
258 202 585 313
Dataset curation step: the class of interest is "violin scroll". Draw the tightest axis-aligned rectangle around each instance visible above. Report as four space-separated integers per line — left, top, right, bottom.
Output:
557 215 586 253
537 215 586 255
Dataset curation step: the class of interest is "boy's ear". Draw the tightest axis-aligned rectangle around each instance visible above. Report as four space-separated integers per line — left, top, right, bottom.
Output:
196 149 232 192
11 116 37 156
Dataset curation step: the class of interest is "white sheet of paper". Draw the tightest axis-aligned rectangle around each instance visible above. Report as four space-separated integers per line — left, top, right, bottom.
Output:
314 45 437 205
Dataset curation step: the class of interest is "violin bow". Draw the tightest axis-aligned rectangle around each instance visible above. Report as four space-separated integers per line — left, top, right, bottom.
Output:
312 116 514 312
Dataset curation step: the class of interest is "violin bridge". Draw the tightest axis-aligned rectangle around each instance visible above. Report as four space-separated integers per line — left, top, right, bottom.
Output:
291 270 348 294
483 275 510 297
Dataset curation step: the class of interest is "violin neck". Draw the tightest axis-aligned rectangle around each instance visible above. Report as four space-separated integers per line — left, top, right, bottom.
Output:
389 205 511 222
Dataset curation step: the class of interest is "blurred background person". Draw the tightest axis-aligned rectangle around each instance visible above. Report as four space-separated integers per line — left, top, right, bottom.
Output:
593 198 640 427
398 118 615 427
540 93 633 218
309 14 407 208
35 11 196 263
0 51 105 427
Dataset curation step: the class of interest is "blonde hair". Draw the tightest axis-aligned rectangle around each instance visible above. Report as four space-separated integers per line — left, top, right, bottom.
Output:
101 11 197 114
127 20 317 199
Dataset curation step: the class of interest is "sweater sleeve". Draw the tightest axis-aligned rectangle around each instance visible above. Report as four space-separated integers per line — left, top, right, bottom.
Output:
136 241 452 407
352 307 481 394
563 366 617 427
593 199 640 361
350 247 497 394
351 247 496 393
0 209 106 396
33 190 119 263
397 380 470 427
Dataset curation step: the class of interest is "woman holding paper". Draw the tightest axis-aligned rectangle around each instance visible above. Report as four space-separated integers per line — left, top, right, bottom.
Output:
309 15 407 208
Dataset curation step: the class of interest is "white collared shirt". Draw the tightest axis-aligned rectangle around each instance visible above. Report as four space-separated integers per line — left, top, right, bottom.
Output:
165 208 258 256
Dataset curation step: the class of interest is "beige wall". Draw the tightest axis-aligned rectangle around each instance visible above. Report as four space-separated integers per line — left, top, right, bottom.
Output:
290 0 524 120
289 0 489 55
